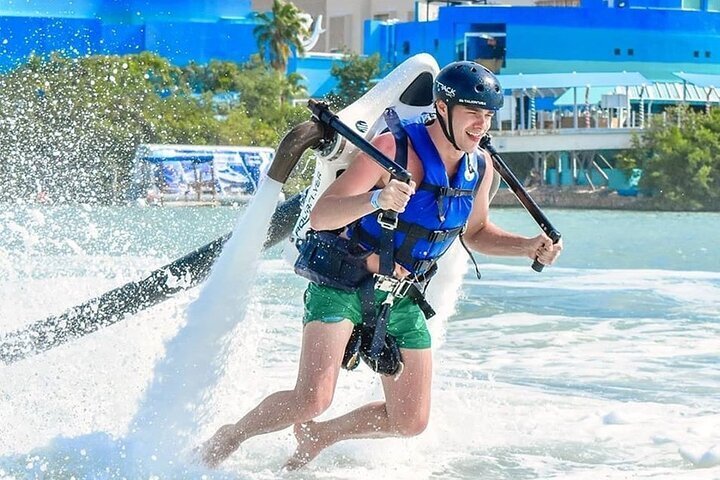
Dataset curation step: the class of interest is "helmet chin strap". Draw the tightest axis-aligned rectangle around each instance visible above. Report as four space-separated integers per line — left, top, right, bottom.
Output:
434 103 461 152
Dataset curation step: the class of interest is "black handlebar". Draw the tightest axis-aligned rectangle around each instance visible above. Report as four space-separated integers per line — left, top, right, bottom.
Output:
480 135 561 272
307 100 412 227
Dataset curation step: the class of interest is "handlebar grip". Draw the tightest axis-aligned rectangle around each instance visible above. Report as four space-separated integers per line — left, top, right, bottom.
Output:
531 230 562 273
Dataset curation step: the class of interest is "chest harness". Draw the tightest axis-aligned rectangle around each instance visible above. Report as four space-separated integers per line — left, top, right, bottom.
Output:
294 108 485 377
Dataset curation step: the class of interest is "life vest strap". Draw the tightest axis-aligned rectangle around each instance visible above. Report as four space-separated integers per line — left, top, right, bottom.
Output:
353 220 463 275
396 219 464 243
418 183 474 197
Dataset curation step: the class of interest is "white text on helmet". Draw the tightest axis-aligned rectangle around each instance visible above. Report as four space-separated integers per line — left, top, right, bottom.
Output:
435 80 456 98
459 98 487 106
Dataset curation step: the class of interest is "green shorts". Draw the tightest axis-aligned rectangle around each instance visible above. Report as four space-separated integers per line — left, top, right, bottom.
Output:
303 282 431 350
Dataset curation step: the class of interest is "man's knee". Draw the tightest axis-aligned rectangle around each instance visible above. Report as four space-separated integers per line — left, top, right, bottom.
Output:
392 412 429 437
294 386 334 420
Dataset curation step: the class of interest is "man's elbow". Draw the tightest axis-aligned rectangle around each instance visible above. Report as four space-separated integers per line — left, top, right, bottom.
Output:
308 209 327 231
462 228 486 253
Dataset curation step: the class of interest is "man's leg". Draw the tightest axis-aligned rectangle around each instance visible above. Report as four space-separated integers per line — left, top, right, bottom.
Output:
200 320 354 467
285 347 432 470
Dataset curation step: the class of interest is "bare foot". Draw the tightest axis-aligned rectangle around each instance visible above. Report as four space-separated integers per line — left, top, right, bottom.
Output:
283 421 330 471
199 424 243 468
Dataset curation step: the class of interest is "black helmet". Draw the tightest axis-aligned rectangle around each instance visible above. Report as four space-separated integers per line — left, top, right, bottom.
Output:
433 61 504 111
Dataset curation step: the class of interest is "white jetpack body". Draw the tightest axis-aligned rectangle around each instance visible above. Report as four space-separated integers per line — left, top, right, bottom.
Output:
283 53 440 266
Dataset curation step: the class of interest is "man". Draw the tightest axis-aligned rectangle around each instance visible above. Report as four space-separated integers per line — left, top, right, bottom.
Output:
200 60 563 470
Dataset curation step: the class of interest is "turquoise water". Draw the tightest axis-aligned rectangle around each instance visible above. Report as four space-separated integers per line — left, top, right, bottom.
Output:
0 204 719 479
3 205 716 271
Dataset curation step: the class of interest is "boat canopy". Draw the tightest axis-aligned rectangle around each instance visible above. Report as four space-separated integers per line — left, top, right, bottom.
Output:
128 144 275 203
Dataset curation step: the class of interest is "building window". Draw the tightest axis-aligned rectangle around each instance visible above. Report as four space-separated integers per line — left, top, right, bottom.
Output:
627 48 634 56
434 39 439 51
373 11 397 21
402 41 410 55
706 51 712 58
694 50 700 58
614 48 621 56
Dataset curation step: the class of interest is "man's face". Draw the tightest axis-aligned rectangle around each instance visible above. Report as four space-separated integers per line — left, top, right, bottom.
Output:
450 105 495 153
437 101 494 153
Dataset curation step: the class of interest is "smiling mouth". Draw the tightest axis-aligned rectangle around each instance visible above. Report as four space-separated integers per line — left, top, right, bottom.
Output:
466 131 483 140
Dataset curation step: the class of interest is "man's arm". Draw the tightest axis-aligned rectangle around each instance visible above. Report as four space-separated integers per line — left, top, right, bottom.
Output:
463 151 563 265
310 133 416 231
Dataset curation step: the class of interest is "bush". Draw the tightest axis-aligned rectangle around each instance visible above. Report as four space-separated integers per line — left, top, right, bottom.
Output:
618 106 720 210
0 52 312 204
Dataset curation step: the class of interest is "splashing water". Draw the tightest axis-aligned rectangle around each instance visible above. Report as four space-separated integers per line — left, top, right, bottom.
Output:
3 208 720 479
425 241 470 347
0 183 288 479
127 177 284 464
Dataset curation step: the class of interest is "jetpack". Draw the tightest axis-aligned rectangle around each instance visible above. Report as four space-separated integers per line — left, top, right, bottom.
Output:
0 53 441 365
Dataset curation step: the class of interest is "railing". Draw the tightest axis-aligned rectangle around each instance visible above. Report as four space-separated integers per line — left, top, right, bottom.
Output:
496 107 650 133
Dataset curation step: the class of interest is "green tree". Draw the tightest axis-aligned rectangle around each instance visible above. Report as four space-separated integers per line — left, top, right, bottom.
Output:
0 52 219 204
253 0 309 73
0 52 314 204
283 71 309 102
618 105 720 210
325 51 383 109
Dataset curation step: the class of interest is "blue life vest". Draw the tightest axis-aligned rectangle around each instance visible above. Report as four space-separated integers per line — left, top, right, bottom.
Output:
349 116 485 275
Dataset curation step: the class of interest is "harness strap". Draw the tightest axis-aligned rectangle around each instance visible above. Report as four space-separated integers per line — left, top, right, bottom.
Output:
386 108 408 171
352 220 464 275
406 284 436 319
393 219 464 270
455 149 489 280
459 232 482 280
377 107 409 277
346 260 438 366
397 219 465 243
418 180 474 221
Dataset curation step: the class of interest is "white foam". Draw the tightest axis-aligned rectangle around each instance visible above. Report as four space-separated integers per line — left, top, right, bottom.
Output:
128 177 284 462
679 445 720 468
2 207 720 479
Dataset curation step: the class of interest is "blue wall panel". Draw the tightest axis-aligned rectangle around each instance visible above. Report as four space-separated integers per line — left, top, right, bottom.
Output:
0 0 252 21
0 16 103 69
288 55 339 97
145 21 256 65
0 2 258 70
371 3 720 79
0 0 104 18
99 23 145 54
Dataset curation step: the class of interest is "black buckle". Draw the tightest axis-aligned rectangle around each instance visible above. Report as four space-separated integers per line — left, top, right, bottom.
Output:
428 229 448 242
374 274 413 298
377 211 398 230
412 259 435 275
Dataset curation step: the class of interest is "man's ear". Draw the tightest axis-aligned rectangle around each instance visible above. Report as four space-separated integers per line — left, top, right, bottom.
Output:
435 100 447 116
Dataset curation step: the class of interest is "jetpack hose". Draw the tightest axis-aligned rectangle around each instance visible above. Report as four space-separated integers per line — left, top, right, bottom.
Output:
480 135 562 272
0 121 326 365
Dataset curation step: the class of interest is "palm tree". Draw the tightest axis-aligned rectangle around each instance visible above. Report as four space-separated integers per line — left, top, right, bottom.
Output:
282 71 308 102
253 0 309 73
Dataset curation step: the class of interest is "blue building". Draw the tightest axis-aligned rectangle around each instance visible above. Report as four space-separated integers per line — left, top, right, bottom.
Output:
5 0 719 97
0 0 346 96
0 0 260 70
366 0 720 81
